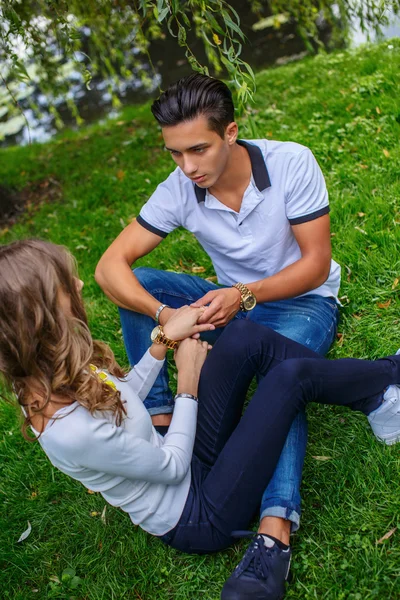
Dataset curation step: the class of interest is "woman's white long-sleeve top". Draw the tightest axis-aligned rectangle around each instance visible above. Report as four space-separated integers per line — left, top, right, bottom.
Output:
36 350 198 536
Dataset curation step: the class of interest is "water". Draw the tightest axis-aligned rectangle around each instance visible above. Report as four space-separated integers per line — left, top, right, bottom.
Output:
351 9 400 45
1 7 399 147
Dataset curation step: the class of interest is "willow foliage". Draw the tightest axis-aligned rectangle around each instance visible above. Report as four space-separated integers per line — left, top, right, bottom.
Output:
0 0 399 135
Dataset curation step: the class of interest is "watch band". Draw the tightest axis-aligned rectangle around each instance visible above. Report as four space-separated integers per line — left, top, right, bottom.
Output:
155 304 169 323
174 393 198 403
151 325 180 350
232 282 256 311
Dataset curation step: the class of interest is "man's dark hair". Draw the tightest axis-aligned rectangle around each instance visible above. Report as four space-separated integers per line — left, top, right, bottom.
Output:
151 74 235 139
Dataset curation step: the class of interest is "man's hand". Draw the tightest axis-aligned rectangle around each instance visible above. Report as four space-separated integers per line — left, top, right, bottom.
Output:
191 287 242 327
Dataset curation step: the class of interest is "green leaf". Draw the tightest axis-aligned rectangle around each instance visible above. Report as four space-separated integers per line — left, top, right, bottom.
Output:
205 14 225 35
221 10 244 40
70 576 83 589
178 25 187 46
167 16 177 37
83 69 92 91
157 6 170 22
181 12 191 28
61 567 76 581
12 60 31 82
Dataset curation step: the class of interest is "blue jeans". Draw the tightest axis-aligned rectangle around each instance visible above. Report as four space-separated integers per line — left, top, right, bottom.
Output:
160 320 398 554
119 268 340 531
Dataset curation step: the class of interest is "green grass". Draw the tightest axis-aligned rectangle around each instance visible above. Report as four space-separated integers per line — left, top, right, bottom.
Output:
1 39 400 599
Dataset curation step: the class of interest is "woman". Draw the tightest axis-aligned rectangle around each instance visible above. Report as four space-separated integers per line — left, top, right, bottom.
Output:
1 239 399 600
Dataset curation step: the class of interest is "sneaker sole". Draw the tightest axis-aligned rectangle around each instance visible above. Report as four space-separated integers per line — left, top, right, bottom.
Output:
376 432 400 445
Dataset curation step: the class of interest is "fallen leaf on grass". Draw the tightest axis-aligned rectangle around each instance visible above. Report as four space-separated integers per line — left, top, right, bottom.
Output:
352 314 362 320
87 489 95 494
116 169 126 181
358 212 366 217
376 106 381 114
382 149 390 158
17 521 32 542
206 275 218 282
90 511 100 517
376 527 397 544
346 265 352 282
345 103 354 111
354 226 367 234
336 332 345 346
312 456 333 461
377 300 391 309
392 278 399 290
192 266 206 273
101 505 107 525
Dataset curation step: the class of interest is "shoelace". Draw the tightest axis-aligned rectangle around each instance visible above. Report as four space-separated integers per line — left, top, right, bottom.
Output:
231 531 274 580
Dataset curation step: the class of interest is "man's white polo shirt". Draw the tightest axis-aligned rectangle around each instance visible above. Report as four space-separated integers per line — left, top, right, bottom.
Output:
137 139 341 300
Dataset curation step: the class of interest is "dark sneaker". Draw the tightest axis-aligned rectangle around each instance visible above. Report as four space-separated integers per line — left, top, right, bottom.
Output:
221 532 291 600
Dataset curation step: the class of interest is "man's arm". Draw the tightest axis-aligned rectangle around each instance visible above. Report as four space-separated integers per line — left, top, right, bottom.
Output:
95 219 169 319
195 215 332 326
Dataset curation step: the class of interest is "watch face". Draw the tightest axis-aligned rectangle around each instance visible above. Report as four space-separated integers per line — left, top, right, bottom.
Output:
151 325 161 342
243 295 257 310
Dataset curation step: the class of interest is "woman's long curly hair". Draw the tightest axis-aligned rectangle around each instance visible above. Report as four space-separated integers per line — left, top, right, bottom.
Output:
0 239 126 439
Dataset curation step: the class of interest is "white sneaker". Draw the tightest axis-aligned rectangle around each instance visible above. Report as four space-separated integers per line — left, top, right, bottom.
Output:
368 350 400 445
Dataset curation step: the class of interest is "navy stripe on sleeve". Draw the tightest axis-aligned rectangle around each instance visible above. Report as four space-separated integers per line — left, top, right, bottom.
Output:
288 205 330 226
136 215 169 238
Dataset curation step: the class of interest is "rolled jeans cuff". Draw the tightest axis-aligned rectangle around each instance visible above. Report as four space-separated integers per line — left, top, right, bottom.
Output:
146 404 174 416
259 505 300 533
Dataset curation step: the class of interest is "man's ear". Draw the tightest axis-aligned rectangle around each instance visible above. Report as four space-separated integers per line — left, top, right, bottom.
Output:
225 122 238 145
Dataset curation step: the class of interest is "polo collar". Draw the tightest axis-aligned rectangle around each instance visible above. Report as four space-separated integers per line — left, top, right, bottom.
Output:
194 139 271 203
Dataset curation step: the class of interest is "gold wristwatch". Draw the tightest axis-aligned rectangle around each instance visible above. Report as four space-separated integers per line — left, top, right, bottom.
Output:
150 325 180 350
232 282 257 312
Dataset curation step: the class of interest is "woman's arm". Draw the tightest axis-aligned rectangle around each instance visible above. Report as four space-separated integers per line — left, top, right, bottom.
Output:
64 339 209 485
124 306 214 400
65 400 197 484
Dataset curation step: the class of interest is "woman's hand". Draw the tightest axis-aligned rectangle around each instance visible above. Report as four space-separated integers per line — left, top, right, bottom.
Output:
163 305 215 341
175 338 211 397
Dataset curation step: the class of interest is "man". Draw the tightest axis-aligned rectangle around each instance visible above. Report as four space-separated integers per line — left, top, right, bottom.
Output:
95 74 341 599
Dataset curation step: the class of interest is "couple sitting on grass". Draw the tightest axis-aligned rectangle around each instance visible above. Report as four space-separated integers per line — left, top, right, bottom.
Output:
1 75 399 600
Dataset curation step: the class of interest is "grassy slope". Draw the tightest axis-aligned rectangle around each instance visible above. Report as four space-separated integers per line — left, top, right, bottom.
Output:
0 40 399 599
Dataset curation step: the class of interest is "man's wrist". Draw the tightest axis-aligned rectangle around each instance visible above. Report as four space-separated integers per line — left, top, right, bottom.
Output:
231 286 241 306
155 304 169 324
159 307 174 326
232 282 257 311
